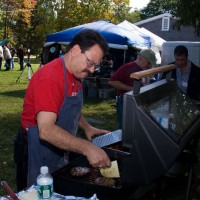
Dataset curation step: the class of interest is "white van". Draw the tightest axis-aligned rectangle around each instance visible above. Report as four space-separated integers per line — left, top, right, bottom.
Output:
161 41 200 67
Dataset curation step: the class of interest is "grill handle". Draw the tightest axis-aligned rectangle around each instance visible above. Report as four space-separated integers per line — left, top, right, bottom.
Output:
130 64 176 80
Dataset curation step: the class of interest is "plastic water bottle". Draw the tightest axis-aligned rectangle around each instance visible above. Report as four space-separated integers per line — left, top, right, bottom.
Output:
37 166 53 200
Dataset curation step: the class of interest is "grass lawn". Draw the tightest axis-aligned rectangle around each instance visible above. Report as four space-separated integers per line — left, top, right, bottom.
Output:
0 58 200 199
0 59 41 196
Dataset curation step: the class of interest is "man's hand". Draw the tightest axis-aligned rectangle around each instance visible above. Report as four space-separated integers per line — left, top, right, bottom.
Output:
84 143 111 168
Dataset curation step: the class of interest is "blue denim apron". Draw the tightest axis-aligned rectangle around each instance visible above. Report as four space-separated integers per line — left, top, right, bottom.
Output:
27 57 83 186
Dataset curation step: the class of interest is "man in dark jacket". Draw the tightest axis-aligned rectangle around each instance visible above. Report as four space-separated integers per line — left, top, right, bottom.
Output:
162 45 200 101
17 44 24 70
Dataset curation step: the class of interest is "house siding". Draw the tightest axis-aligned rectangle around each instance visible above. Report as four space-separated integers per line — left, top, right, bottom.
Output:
136 18 200 41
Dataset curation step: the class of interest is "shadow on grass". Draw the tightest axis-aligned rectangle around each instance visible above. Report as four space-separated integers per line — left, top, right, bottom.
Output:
0 112 21 130
0 89 26 98
0 113 19 196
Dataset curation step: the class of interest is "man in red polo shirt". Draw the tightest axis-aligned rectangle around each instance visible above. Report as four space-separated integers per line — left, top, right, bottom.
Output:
14 29 111 191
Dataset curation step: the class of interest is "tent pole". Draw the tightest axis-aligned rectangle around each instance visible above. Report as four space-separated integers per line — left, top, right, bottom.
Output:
123 49 127 64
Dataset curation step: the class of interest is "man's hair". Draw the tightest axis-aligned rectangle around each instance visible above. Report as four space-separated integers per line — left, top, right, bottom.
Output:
174 45 188 57
67 29 108 54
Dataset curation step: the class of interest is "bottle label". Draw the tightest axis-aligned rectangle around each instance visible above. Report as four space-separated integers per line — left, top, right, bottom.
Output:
37 183 53 199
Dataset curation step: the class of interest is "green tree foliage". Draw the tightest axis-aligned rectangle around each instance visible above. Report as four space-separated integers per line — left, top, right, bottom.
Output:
0 0 36 45
140 0 175 20
0 2 5 38
125 10 141 23
29 0 57 54
0 0 19 39
171 0 200 35
0 0 131 55
112 0 130 23
29 0 131 54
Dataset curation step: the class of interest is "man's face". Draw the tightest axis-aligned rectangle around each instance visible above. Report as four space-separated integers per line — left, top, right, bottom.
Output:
140 56 151 69
71 44 104 79
174 54 188 68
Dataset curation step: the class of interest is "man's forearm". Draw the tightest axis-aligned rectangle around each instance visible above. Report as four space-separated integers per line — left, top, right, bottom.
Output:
39 122 92 157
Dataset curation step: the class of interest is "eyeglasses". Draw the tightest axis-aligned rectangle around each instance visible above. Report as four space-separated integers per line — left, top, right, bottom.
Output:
82 51 100 71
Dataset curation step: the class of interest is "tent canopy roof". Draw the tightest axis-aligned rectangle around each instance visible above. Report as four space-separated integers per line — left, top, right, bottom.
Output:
45 20 151 50
118 20 166 51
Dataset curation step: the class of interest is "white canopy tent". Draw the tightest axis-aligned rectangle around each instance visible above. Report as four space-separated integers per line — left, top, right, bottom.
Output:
118 20 166 51
118 20 166 64
140 27 166 51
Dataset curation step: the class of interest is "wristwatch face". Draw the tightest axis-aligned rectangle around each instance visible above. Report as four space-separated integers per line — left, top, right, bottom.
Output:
50 46 56 53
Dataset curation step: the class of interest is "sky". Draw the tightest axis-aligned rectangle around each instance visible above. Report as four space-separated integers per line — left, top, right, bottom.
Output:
129 0 150 10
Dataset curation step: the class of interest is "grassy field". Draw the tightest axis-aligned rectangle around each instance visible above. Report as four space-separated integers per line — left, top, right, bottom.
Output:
0 59 41 195
0 58 200 199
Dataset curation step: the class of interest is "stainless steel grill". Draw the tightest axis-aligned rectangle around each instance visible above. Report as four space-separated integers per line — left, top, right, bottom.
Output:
53 65 200 200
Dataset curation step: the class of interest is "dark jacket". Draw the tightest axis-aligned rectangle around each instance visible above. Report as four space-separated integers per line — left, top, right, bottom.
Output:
10 47 16 57
161 62 200 100
17 48 24 59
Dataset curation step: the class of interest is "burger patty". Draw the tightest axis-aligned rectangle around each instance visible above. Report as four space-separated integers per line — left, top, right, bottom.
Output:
94 177 116 187
70 167 91 176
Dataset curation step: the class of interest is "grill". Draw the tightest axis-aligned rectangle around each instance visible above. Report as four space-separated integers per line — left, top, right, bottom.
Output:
52 148 133 200
53 65 200 200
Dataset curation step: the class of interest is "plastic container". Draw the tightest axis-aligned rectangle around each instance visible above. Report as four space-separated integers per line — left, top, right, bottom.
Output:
37 166 53 200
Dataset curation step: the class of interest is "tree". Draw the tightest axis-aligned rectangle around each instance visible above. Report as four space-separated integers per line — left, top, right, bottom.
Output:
12 0 37 45
140 0 175 20
171 0 200 35
112 0 130 23
125 10 141 23
28 0 131 54
0 0 19 39
0 0 36 45
1 0 132 54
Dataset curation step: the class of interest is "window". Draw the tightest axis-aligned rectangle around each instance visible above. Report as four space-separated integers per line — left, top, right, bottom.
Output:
162 17 170 31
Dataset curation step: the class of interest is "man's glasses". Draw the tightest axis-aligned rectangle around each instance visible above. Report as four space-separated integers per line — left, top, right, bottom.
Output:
82 51 100 71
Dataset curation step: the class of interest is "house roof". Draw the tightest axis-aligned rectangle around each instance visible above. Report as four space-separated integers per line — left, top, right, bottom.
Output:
134 13 172 26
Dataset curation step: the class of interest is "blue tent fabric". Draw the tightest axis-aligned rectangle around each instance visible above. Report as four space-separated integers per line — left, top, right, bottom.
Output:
45 20 151 49
0 38 8 46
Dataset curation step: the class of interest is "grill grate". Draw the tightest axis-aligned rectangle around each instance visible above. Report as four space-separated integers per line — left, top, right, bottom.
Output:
52 148 132 200
57 155 122 189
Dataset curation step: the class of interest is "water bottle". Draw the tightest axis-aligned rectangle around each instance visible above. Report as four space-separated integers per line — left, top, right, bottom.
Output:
37 166 53 200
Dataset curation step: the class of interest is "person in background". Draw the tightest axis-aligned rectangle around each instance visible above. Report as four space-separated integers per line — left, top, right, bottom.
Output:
109 49 156 129
14 29 111 191
0 45 3 70
9 44 16 69
97 52 113 77
2 45 12 71
17 44 24 70
101 52 113 67
161 45 200 101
